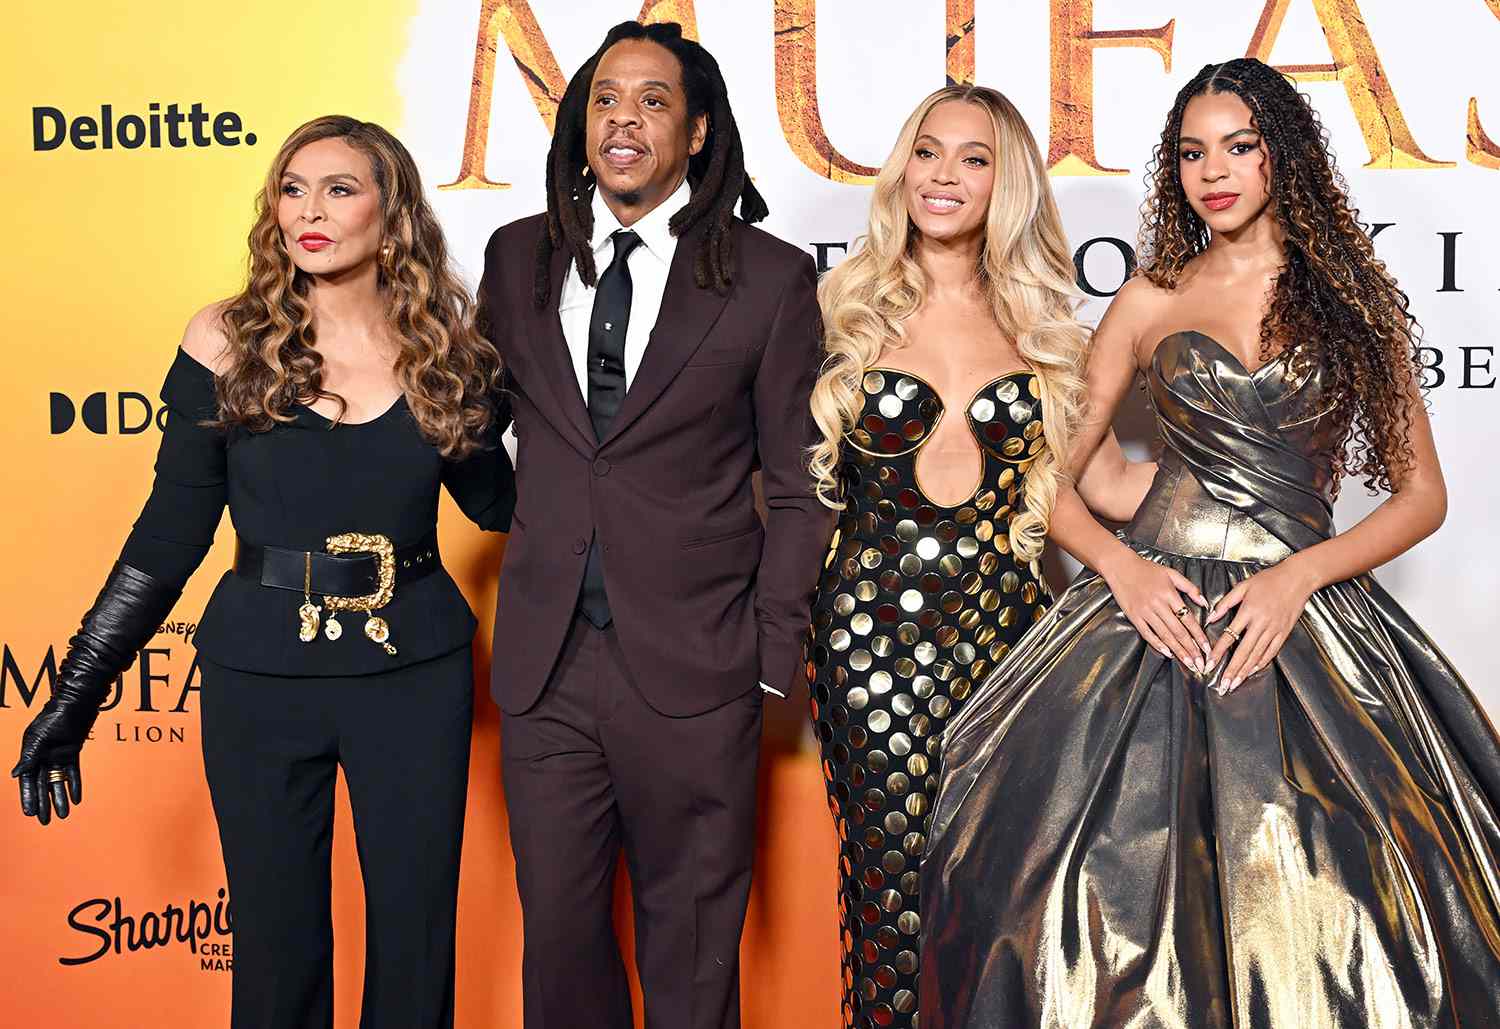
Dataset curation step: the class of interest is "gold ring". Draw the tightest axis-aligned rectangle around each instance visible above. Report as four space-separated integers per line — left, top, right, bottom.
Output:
1175 605 1189 619
1224 628 1242 642
46 769 67 784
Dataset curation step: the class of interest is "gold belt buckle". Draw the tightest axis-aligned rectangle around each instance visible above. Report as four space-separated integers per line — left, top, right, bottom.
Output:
295 532 399 656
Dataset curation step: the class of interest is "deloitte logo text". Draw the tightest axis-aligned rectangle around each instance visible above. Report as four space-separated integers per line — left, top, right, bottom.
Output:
33 103 256 152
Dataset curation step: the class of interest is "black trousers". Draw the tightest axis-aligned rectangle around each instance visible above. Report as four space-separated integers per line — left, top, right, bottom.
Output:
501 614 764 1029
199 647 474 1029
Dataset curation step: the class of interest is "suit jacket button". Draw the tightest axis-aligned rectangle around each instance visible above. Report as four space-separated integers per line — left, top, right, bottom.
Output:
593 457 610 476
573 537 587 554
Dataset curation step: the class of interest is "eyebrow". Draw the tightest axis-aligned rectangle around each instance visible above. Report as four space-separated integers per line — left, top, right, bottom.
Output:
1179 128 1261 145
281 172 363 185
914 133 995 153
593 78 677 92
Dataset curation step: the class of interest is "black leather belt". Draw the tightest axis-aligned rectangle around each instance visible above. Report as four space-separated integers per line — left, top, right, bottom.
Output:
233 530 440 597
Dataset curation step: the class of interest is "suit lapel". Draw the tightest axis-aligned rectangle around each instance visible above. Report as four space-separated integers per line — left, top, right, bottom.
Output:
526 243 597 453
602 220 730 447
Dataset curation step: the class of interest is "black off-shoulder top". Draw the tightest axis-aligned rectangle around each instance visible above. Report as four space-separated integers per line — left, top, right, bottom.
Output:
117 349 515 676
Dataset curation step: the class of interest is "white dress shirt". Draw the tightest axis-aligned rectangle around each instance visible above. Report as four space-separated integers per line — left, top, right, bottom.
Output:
557 178 687 398
556 179 784 699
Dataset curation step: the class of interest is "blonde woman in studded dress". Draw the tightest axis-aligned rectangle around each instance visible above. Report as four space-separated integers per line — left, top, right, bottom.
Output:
803 86 1155 1029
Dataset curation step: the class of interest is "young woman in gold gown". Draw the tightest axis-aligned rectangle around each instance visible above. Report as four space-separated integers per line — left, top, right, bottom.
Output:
924 59 1500 1028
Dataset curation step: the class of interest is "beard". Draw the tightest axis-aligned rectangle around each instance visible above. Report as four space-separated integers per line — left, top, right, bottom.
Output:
604 186 644 208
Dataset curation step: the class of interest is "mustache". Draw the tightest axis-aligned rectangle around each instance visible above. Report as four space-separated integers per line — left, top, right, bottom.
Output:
598 137 654 162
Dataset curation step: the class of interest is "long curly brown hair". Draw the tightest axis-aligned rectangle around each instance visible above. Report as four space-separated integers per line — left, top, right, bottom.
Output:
1138 58 1422 495
215 115 500 458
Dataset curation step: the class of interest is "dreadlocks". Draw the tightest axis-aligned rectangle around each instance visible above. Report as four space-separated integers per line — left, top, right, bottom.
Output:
532 20 768 309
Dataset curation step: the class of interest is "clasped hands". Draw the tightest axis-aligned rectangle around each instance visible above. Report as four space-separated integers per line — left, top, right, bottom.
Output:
1101 549 1317 693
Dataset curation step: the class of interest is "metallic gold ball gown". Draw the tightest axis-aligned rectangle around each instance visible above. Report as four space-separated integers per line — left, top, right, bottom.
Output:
807 368 1053 1029
923 331 1500 1028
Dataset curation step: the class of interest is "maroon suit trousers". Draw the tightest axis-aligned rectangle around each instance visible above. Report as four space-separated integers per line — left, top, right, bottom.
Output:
500 613 764 1029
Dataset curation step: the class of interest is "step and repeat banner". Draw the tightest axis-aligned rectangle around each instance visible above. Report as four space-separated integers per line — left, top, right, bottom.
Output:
3 2 1497 1026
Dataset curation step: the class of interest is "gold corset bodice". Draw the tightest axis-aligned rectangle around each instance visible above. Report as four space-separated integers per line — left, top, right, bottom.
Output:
1127 331 1338 565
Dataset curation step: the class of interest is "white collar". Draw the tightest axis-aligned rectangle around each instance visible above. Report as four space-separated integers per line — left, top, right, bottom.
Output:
588 176 690 262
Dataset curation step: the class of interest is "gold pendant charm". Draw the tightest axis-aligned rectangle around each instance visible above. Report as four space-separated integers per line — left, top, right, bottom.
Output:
298 554 324 643
365 616 397 656
324 613 343 641
297 602 322 643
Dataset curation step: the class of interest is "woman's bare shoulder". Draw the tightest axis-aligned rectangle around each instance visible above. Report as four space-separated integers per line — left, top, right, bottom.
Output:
179 301 234 375
1094 274 1172 361
1110 274 1173 318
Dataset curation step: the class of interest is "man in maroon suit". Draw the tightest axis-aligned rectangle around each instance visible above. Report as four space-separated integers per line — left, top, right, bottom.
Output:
477 21 830 1029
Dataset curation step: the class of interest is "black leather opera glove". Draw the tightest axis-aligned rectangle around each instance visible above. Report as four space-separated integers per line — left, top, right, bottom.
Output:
12 563 180 825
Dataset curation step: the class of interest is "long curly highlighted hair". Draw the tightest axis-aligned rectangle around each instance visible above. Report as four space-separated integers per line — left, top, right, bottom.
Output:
809 86 1089 562
1139 59 1422 494
214 115 500 458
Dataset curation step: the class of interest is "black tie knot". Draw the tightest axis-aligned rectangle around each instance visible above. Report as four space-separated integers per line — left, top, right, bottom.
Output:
608 229 643 267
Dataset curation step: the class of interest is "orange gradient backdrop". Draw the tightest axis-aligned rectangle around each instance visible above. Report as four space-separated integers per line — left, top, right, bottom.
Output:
7 2 1500 1027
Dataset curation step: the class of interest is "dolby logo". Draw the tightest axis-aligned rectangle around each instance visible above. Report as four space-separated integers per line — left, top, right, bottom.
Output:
50 392 167 434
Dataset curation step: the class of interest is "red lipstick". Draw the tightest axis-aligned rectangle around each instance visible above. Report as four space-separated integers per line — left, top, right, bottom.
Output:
1202 192 1239 212
297 231 333 252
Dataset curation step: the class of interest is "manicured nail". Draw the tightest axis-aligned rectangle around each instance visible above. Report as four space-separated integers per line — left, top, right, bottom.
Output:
1200 642 1212 656
1227 676 1240 691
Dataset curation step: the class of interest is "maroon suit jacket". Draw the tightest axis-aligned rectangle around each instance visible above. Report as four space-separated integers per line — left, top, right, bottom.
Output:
479 213 832 717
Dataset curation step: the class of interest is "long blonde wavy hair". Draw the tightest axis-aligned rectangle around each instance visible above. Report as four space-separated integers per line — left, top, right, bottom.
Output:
809 86 1089 561
215 115 500 458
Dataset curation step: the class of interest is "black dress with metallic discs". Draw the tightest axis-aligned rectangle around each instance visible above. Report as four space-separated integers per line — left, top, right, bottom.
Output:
805 368 1053 1029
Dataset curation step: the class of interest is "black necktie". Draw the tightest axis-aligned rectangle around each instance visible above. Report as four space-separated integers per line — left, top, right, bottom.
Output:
585 229 642 441
578 229 641 628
